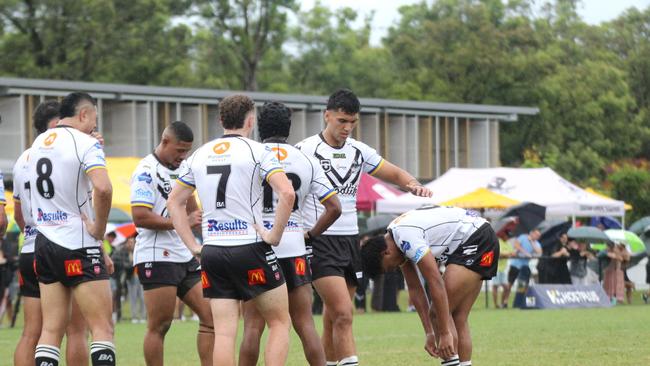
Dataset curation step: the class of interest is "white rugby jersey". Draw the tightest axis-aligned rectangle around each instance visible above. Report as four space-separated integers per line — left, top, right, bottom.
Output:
28 126 106 249
178 134 284 246
388 206 487 264
297 134 384 235
12 149 39 253
130 154 193 264
261 141 336 258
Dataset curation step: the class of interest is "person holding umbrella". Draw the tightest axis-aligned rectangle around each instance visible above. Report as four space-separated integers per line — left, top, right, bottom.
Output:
507 228 542 307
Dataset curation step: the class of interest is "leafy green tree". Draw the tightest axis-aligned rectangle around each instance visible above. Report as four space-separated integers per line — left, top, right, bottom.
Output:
609 164 650 221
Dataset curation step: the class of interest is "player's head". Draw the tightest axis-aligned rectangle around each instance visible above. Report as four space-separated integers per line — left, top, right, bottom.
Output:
258 101 292 141
33 100 61 134
324 89 360 146
60 92 97 134
159 121 194 169
361 231 404 277
219 95 255 135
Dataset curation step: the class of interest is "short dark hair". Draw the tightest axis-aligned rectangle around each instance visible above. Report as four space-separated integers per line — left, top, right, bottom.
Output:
258 101 292 141
326 89 360 114
59 92 96 119
168 121 194 143
33 101 61 134
361 235 388 279
219 95 255 130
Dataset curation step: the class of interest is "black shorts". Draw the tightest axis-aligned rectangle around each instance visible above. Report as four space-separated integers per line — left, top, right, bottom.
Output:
447 223 499 280
19 252 40 298
201 242 284 301
507 266 531 285
278 255 312 292
34 233 110 287
310 234 363 287
136 258 201 299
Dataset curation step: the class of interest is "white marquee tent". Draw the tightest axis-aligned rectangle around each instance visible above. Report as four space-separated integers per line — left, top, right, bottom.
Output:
376 167 626 218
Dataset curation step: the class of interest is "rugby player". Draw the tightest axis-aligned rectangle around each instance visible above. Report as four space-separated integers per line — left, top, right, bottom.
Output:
130 121 213 365
29 92 115 366
169 95 295 366
296 89 432 366
238 102 342 366
361 206 500 366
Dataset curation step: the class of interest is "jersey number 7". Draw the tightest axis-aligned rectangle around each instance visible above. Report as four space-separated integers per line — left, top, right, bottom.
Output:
207 165 231 209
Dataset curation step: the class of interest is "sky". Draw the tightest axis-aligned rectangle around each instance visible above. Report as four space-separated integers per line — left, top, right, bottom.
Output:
299 0 650 45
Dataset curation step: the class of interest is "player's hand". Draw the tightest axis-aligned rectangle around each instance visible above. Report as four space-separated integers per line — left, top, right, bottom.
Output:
437 332 456 360
189 243 202 258
188 210 202 228
82 214 105 240
91 130 105 146
407 181 433 197
103 250 115 275
253 224 281 246
424 333 439 358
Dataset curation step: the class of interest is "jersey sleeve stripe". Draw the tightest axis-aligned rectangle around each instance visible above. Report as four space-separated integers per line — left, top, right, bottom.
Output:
367 159 385 176
414 247 430 264
85 164 106 173
176 177 195 188
264 168 284 182
131 201 154 208
318 189 337 203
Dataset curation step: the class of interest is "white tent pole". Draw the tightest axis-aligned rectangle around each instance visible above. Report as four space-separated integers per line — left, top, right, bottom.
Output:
572 215 576 226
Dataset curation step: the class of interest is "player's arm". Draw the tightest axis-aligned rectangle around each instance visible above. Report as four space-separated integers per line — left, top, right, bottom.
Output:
401 260 437 357
262 172 295 246
13 199 25 231
86 168 113 240
168 183 202 255
306 194 341 238
132 206 175 231
372 160 432 197
416 252 456 360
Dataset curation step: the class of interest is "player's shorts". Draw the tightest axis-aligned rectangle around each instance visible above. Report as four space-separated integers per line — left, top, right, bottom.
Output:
278 255 312 292
34 233 110 287
447 223 499 280
201 242 284 301
18 252 40 298
310 234 363 287
135 258 201 299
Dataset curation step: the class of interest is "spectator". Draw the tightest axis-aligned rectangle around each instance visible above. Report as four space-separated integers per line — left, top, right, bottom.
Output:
643 259 650 304
568 240 597 285
508 229 542 308
123 237 145 323
547 233 572 284
603 242 625 304
620 244 634 305
492 238 514 308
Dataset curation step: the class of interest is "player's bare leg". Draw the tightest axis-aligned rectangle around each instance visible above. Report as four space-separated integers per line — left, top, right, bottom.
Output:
289 284 326 365
66 297 89 366
253 284 291 366
14 296 42 366
182 283 214 366
238 300 265 366
73 279 115 364
210 298 240 366
314 276 356 362
143 286 177 366
444 264 483 363
38 282 71 348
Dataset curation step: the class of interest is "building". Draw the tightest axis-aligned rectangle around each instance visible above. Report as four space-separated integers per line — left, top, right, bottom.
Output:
0 77 538 181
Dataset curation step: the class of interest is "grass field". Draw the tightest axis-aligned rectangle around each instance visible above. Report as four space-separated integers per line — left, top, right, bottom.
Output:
1 292 649 366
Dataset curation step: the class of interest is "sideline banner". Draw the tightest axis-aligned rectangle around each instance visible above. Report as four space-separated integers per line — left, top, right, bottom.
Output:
524 284 612 309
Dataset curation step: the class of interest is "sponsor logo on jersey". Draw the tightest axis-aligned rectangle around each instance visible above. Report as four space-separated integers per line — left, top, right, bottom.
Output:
333 153 346 159
272 147 288 161
163 250 169 257
400 240 411 252
206 219 248 236
295 258 306 276
93 265 101 274
145 269 152 278
137 172 153 184
213 141 230 155
36 208 68 224
94 142 103 150
24 225 38 238
413 247 427 262
335 183 358 196
96 154 106 163
248 268 267 285
64 259 83 277
135 188 153 200
201 271 211 288
479 251 494 267
320 159 331 172
274 272 281 280
44 132 57 146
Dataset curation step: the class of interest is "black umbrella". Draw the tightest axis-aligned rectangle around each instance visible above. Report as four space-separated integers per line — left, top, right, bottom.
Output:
499 202 546 236
628 216 650 235
538 220 572 249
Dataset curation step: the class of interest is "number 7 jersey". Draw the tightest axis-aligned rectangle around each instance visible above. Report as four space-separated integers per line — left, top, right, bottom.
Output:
177 134 284 246
28 126 107 249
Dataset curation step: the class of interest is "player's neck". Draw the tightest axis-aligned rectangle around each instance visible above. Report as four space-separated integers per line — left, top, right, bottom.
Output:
57 118 88 133
321 129 345 148
223 128 249 138
263 136 287 144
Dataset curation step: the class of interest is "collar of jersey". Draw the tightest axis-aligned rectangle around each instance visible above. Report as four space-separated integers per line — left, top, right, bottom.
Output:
55 124 74 129
318 132 346 150
263 137 287 144
152 152 176 170
221 133 242 138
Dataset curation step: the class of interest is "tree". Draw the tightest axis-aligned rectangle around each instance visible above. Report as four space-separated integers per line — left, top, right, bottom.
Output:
609 164 650 222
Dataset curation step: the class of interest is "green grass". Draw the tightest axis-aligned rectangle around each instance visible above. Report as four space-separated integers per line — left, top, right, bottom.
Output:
1 293 649 365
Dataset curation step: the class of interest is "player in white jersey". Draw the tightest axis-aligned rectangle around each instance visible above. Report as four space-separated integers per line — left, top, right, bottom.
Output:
169 95 295 366
361 206 500 366
296 89 433 366
13 101 92 366
29 93 115 366
130 121 213 366
238 102 342 366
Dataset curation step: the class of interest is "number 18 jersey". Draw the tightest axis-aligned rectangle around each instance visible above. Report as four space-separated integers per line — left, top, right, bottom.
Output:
178 134 284 246
28 126 107 249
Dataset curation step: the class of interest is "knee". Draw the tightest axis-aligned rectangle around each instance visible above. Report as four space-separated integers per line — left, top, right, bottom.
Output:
330 306 353 328
149 319 172 337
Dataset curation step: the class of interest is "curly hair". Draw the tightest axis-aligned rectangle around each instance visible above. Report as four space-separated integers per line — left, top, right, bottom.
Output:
361 234 388 279
219 94 255 130
258 101 292 141
33 100 61 134
326 89 360 114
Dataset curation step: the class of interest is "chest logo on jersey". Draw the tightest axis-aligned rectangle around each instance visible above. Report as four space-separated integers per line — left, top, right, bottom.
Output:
213 142 231 155
36 208 68 224
320 159 332 172
295 258 306 276
272 147 288 161
479 251 494 267
64 259 83 277
248 269 267 285
332 153 346 159
44 132 57 146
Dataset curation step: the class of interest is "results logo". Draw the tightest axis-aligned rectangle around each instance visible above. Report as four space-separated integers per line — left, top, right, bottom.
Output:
36 208 68 224
206 219 248 236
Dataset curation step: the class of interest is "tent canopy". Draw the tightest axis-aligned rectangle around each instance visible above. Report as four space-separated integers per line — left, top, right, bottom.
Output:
439 187 519 209
356 173 401 212
376 167 626 217
106 157 141 215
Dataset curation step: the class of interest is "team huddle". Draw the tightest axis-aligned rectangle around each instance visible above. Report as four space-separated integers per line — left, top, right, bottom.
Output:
8 89 498 366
